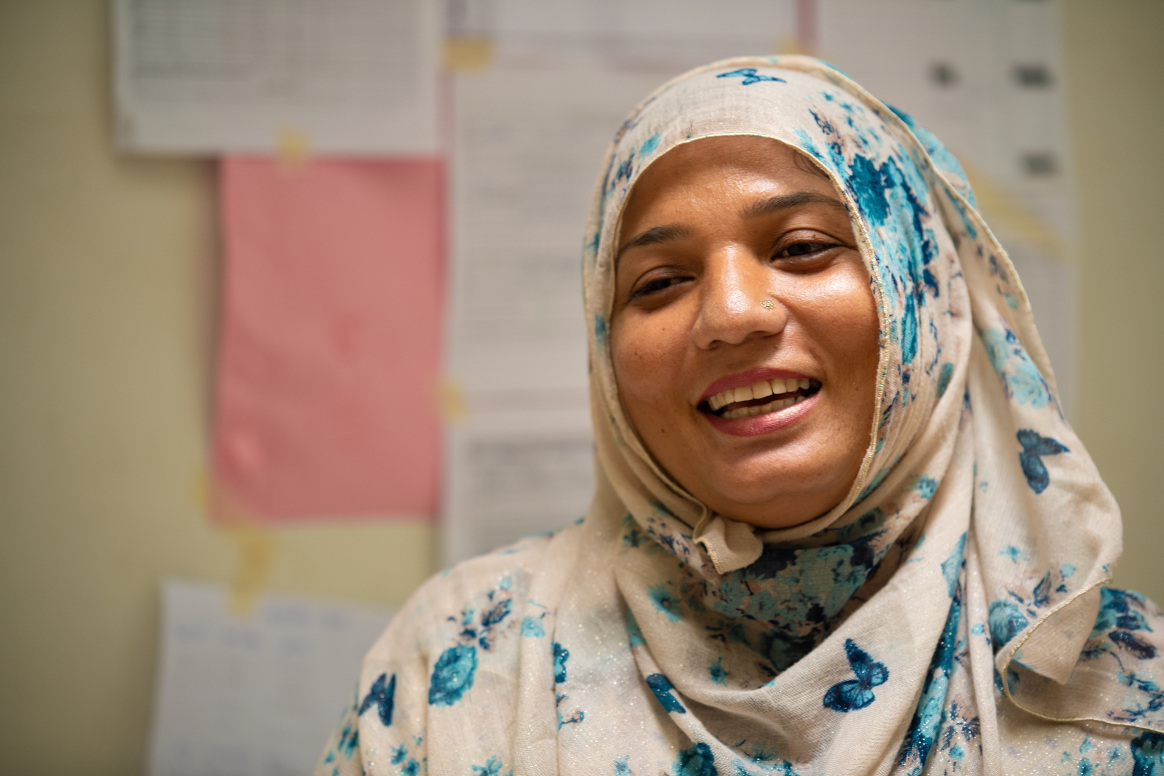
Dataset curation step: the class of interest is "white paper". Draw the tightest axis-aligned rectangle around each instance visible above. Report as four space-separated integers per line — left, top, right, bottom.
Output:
146 579 392 776
451 0 795 54
113 0 442 155
441 63 662 565
446 65 668 399
817 0 1077 412
442 407 594 565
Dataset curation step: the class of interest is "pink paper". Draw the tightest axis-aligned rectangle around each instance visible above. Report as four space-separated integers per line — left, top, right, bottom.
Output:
212 157 444 520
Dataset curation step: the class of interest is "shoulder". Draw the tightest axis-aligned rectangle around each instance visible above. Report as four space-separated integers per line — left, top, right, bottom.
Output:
368 523 579 663
334 527 582 772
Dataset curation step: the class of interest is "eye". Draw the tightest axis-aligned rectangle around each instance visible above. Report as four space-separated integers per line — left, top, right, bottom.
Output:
629 274 685 301
770 228 849 267
782 240 828 255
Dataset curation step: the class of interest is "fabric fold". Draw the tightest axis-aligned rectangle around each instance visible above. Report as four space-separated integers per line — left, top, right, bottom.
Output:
694 513 764 574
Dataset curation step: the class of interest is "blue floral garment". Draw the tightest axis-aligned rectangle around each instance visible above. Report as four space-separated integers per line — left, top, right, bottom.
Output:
316 57 1164 774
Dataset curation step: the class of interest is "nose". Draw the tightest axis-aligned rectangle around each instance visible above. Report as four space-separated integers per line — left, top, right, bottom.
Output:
691 250 787 349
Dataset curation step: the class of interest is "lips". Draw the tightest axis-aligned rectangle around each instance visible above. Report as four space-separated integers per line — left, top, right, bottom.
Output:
699 369 821 419
706 376 817 413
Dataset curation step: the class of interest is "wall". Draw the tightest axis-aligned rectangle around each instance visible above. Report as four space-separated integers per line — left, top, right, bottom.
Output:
0 1 1159 773
1063 0 1164 607
0 3 437 773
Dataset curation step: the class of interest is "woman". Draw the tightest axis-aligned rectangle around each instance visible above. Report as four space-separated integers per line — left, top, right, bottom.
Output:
316 56 1163 774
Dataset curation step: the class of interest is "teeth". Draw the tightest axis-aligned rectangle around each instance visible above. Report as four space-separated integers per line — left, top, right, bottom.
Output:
721 393 808 419
707 377 815 412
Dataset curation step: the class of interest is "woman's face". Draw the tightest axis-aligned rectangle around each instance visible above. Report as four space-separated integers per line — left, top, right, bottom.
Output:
610 135 881 529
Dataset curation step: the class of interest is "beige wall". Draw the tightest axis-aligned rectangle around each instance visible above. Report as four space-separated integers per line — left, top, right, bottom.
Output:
0 3 437 772
1063 1 1164 611
0 2 1159 773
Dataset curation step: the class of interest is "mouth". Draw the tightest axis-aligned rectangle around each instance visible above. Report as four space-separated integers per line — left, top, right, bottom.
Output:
700 376 822 419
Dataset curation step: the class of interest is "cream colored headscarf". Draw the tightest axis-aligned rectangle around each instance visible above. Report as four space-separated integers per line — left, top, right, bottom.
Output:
316 56 1164 776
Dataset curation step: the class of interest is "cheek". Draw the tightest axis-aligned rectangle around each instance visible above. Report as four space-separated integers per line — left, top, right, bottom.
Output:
819 270 880 353
611 320 660 405
848 289 882 366
810 271 881 401
840 285 882 421
610 317 685 432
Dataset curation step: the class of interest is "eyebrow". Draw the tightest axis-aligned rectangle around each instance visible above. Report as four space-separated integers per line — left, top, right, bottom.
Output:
740 191 849 219
616 190 849 261
615 223 693 261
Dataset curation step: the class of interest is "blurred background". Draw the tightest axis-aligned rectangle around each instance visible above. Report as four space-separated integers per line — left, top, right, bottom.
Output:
1 1 1161 774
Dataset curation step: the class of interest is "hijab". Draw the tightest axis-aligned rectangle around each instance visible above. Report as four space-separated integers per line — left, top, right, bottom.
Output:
316 56 1164 776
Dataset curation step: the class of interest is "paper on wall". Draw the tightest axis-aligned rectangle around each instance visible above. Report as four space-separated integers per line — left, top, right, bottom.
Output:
146 579 392 776
446 65 665 400
113 0 442 155
212 157 444 520
816 0 1077 413
441 406 594 566
450 0 795 52
441 65 684 564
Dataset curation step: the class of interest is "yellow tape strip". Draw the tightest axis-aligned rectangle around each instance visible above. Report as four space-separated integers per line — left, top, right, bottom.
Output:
438 377 470 425
276 128 312 171
445 36 494 73
203 471 278 617
962 162 1067 260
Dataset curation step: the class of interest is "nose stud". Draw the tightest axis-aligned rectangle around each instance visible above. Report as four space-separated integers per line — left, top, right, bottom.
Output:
761 299 775 309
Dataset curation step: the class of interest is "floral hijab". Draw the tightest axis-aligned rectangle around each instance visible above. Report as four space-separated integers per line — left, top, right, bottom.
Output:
317 56 1164 776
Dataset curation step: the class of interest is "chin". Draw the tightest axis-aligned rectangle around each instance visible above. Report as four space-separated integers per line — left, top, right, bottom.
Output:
702 490 820 529
696 463 854 529
718 503 826 530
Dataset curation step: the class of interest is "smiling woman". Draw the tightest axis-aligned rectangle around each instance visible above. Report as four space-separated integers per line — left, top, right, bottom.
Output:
612 136 880 529
316 57 1164 775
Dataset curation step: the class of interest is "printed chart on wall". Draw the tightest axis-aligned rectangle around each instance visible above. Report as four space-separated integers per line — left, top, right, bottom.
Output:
441 0 1078 565
147 580 393 776
113 0 442 154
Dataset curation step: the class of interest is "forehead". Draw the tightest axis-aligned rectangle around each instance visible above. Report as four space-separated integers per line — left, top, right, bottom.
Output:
618 135 842 232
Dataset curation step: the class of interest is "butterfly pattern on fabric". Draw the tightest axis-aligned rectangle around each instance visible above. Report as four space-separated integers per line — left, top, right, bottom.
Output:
1132 731 1164 774
312 540 1163 776
823 639 889 712
897 586 964 771
1089 588 1159 662
358 672 396 726
716 67 786 86
428 577 518 708
470 755 513 776
979 325 1055 409
646 672 687 714
1017 428 1069 494
388 737 423 776
987 565 1072 653
554 641 585 728
1076 588 1164 728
